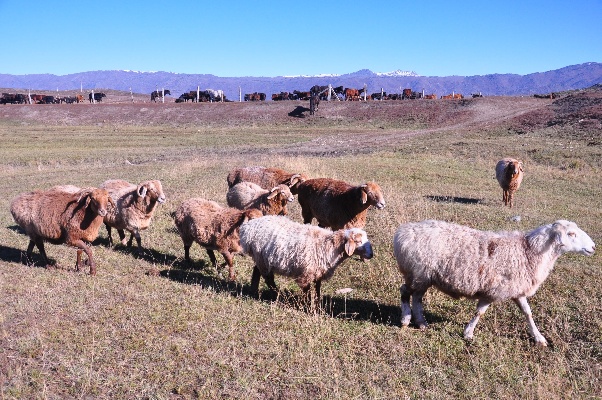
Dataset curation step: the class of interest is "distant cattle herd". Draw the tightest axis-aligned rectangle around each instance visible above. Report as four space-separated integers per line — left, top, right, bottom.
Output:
0 87 561 105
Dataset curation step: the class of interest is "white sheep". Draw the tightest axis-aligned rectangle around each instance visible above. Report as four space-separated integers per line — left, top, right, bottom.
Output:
393 219 595 345
173 198 263 281
100 179 166 255
226 181 294 216
239 215 373 308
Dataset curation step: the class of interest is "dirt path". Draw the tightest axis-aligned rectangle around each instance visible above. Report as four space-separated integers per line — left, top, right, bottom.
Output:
273 97 551 156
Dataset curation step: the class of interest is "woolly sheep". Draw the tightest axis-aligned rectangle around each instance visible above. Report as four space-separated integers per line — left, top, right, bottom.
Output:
393 219 595 345
239 215 373 308
495 158 524 208
100 179 166 255
173 198 263 281
296 178 386 230
226 181 294 216
10 186 114 275
227 166 308 194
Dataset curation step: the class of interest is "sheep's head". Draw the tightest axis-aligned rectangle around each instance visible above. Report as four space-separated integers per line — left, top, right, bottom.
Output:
78 188 113 217
551 220 595 256
508 160 523 176
137 180 166 205
360 182 386 209
288 173 308 195
267 184 294 204
343 228 373 261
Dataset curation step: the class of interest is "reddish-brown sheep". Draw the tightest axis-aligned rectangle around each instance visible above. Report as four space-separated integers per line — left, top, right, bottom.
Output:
10 186 113 275
173 198 263 281
296 178 386 230
495 158 524 208
226 166 308 194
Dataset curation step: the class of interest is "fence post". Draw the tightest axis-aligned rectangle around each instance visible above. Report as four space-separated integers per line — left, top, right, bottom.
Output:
239 86 242 102
197 86 200 103
92 90 95 104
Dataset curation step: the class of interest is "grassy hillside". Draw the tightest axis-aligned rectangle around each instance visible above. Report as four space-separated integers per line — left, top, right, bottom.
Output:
0 98 600 399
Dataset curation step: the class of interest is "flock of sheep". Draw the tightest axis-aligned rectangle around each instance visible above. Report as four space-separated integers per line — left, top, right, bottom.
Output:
9 159 596 346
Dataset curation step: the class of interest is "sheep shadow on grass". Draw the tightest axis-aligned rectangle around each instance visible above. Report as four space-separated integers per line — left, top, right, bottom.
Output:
425 195 483 205
0 244 31 265
159 267 428 327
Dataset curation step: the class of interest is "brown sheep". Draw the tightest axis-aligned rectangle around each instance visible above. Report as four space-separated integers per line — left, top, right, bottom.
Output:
100 179 166 255
296 178 386 230
495 158 524 208
226 182 294 216
226 166 308 194
173 198 263 281
10 186 113 275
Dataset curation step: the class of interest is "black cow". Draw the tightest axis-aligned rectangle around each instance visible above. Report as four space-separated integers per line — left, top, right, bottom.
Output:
151 89 171 102
89 92 106 103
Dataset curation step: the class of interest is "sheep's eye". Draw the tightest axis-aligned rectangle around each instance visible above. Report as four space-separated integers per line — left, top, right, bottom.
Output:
568 232 576 237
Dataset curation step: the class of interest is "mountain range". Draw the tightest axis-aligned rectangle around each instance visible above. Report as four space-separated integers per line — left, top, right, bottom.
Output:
0 62 600 100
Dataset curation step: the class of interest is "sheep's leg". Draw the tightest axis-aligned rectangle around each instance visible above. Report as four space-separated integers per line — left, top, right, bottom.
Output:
411 289 428 329
105 223 114 247
265 272 277 291
400 284 413 327
117 229 127 245
75 249 84 271
221 251 237 281
314 280 322 303
250 266 261 297
206 249 218 269
301 285 314 313
129 231 143 256
464 299 491 340
183 244 191 261
514 297 547 346
34 239 51 267
26 240 36 264
71 239 96 275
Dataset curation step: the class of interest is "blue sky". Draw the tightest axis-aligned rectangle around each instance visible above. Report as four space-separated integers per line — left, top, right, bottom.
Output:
1 1 600 77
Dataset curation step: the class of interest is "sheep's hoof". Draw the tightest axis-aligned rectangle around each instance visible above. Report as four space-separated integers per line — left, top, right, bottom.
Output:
535 340 548 347
417 323 428 331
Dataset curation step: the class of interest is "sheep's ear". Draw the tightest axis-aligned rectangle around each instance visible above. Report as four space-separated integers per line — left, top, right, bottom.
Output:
137 185 147 198
267 187 279 199
344 236 356 256
84 195 91 208
551 222 566 245
360 185 368 204
518 162 524 172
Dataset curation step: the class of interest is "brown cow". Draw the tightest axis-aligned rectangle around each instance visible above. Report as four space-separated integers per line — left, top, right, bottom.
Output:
344 88 360 101
424 94 437 99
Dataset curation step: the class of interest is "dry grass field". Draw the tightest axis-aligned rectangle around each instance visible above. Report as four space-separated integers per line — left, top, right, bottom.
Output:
0 88 601 399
